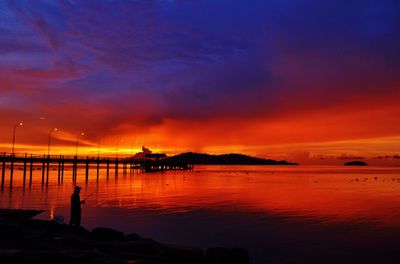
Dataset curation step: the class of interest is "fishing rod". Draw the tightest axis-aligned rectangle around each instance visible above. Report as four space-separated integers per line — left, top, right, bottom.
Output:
80 182 107 203
81 192 96 202
81 187 100 202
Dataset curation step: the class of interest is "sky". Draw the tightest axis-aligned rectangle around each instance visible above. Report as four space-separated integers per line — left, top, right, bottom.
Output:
0 0 399 164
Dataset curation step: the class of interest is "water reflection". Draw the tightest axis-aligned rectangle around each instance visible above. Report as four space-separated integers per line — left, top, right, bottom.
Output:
2 165 400 224
1 165 400 263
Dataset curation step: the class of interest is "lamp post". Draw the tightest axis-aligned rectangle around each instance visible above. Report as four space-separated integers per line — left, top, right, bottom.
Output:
75 132 85 157
47 128 58 157
12 122 23 155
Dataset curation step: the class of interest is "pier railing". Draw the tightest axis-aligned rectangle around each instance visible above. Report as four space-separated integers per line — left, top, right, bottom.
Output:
0 152 139 162
0 152 193 189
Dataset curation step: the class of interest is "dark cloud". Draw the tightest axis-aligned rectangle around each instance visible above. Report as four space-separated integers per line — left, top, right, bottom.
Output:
374 155 400 160
338 155 365 160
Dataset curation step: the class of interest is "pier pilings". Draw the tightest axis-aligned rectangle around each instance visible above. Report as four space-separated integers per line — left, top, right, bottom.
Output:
0 153 193 188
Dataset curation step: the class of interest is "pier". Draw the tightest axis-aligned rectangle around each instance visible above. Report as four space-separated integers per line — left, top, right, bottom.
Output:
0 152 193 189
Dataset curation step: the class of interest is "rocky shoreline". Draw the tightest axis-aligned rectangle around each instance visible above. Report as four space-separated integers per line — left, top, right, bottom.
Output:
0 214 249 264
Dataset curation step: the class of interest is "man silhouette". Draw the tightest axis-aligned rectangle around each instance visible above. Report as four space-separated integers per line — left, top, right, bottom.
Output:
70 186 85 227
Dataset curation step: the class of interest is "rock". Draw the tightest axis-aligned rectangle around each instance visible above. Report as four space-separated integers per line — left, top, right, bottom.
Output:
160 244 204 264
1 214 250 264
0 209 44 219
0 249 22 257
45 233 95 251
0 217 27 240
91 227 125 241
118 239 162 257
206 247 249 264
125 233 142 241
127 260 162 264
51 215 65 224
0 249 128 264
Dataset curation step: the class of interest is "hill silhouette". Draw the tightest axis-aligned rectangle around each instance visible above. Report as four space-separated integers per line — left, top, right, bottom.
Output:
344 161 368 166
165 152 298 165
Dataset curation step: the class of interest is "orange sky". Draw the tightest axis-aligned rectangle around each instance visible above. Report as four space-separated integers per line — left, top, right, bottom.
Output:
1 91 399 165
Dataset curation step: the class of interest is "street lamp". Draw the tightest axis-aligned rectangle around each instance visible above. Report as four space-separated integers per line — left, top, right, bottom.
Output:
12 122 23 155
47 128 58 156
75 132 85 157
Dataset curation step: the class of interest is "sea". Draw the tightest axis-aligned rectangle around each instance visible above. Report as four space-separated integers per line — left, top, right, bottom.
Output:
1 165 400 263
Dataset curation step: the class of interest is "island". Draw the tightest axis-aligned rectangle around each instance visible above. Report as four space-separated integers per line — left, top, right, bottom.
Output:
164 152 298 165
344 161 368 166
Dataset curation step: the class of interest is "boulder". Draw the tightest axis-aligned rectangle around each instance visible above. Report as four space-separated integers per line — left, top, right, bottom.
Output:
0 217 27 240
45 233 95 251
24 219 90 238
0 249 22 257
125 233 142 241
206 247 249 264
160 244 204 264
91 227 125 241
118 239 161 257
0 215 251 264
0 249 127 264
126 260 162 264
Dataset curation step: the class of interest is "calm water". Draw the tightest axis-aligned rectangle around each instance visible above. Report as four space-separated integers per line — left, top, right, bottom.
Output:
1 165 400 263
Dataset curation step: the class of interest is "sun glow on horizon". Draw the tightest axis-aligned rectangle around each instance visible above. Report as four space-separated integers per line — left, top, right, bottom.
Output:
0 134 399 166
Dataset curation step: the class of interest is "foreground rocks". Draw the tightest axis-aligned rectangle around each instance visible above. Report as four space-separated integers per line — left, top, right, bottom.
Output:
0 216 249 264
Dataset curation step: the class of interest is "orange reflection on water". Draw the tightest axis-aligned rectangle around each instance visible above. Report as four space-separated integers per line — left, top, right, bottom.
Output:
1 165 400 227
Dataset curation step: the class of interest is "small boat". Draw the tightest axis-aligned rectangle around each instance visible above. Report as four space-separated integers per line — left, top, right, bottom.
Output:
0 208 45 219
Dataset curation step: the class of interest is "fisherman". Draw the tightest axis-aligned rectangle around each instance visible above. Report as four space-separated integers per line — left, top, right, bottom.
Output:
69 186 85 227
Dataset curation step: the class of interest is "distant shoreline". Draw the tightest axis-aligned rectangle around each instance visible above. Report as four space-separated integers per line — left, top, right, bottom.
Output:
165 152 298 166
